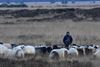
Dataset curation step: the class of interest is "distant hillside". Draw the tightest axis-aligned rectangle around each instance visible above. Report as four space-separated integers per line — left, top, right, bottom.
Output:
0 8 100 21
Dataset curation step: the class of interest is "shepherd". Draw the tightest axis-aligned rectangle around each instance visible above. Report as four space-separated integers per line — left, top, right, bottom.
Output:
63 32 73 48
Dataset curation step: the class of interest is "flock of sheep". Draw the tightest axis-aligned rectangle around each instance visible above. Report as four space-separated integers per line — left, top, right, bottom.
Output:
0 42 100 60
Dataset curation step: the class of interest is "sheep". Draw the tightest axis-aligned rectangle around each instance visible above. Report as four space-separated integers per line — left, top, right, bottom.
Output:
84 44 99 55
86 44 99 51
13 45 25 50
35 45 62 56
70 44 99 56
70 44 80 49
93 48 100 59
1 43 18 49
70 44 85 56
35 46 47 55
0 45 8 58
11 44 18 48
14 49 24 59
70 44 79 47
68 47 79 57
4 48 24 59
10 45 26 59
4 49 15 59
49 48 68 60
2 43 12 49
85 45 95 55
22 45 35 58
52 45 59 49
46 46 52 53
77 45 86 56
74 45 93 56
70 44 88 56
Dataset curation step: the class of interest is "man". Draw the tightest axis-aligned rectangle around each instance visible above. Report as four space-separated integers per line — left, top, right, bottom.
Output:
63 32 73 48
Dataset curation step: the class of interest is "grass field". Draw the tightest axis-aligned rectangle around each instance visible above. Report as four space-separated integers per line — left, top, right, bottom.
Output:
0 8 100 67
0 18 100 45
0 8 100 45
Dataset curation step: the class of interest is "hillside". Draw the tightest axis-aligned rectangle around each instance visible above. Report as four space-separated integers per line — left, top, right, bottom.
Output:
0 8 100 23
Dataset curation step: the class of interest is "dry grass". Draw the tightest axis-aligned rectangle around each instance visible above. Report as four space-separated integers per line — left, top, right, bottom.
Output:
0 8 99 45
0 55 95 67
0 8 99 67
0 20 100 45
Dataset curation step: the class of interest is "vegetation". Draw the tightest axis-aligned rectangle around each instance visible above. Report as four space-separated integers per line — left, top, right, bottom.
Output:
0 8 100 21
0 7 99 67
0 3 28 7
0 55 94 67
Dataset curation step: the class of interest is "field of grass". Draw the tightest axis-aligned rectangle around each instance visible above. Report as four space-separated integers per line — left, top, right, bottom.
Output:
0 8 99 45
0 19 100 45
0 53 99 67
0 56 93 67
0 8 100 67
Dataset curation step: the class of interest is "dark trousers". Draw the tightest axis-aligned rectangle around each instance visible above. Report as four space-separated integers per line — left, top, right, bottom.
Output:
65 44 70 49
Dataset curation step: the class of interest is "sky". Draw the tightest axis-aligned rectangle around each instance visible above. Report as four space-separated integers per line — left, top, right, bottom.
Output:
0 0 99 2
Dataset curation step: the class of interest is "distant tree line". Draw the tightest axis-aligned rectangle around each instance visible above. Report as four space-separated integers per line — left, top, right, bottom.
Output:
50 0 95 4
0 3 28 7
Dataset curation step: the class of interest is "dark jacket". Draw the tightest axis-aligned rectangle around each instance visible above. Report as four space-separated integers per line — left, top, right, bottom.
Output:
63 35 73 46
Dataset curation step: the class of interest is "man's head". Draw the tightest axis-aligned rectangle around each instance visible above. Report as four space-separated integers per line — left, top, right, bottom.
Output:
66 32 70 35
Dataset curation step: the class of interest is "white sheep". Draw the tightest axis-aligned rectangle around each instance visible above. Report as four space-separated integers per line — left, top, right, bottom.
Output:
10 45 25 59
5 49 24 59
2 43 12 49
0 45 8 58
1 43 18 49
22 45 35 57
93 48 100 59
13 45 36 57
13 45 25 50
68 47 79 57
4 48 24 59
49 48 68 60
14 49 24 59
4 49 15 59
